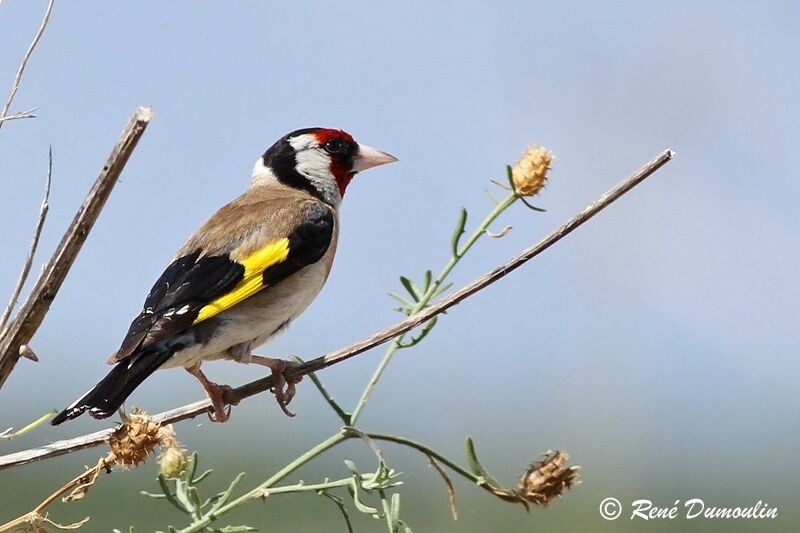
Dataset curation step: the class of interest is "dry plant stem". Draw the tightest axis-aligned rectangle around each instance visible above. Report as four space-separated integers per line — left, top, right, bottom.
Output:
0 453 112 531
0 0 54 133
0 149 673 470
0 107 37 124
0 107 152 389
0 147 52 332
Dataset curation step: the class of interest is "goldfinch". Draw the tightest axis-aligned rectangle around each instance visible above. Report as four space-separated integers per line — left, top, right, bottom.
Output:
52 128 396 425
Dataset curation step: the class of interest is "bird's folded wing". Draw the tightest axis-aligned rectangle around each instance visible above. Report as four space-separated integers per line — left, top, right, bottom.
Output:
109 200 334 363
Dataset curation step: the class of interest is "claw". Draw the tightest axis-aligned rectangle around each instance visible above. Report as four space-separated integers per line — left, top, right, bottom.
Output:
250 356 303 417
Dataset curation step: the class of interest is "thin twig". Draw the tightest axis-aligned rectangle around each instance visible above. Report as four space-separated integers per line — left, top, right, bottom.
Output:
0 106 38 124
0 0 54 133
0 410 56 440
428 455 458 520
0 147 52 332
0 107 153 389
293 356 351 424
0 149 674 470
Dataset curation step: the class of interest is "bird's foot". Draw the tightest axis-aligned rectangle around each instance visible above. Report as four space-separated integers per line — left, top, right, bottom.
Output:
186 364 233 423
205 382 233 423
250 356 302 417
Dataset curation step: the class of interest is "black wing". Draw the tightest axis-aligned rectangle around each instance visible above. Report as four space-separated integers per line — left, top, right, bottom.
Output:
109 203 334 363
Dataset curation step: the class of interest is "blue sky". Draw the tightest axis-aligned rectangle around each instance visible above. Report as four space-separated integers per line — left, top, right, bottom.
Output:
0 2 798 531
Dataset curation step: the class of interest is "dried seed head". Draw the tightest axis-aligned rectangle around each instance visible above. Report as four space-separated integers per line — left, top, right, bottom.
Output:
158 426 187 479
516 450 579 507
108 408 161 468
159 444 188 479
512 146 553 197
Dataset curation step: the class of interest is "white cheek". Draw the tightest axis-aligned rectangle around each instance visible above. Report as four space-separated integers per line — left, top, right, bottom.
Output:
250 157 280 186
292 149 342 206
294 148 330 176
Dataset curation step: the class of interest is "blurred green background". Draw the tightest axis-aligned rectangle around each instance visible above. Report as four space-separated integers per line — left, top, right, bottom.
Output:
1 1 798 531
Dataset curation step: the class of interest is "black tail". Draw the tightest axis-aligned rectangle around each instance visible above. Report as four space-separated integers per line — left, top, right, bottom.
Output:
51 348 172 425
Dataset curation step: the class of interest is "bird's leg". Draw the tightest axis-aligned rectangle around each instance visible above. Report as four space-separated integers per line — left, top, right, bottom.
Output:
185 364 233 423
249 355 302 417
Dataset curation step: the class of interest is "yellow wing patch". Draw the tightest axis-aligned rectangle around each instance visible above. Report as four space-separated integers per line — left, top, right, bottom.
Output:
193 238 290 324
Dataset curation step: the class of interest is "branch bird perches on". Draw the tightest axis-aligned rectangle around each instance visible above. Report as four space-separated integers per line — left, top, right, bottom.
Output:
0 149 674 470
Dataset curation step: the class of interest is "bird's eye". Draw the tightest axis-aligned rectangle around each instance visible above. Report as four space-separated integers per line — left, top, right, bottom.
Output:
324 138 347 155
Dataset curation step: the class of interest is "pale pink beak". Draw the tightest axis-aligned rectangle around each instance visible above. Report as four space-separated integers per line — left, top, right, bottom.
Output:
352 143 398 173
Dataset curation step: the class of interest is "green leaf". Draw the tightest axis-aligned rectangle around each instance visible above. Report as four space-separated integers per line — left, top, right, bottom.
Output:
140 490 167 499
399 276 420 301
422 270 432 292
211 472 246 513
192 469 214 484
174 479 196 515
464 437 502 488
397 317 438 349
388 291 414 308
187 451 199 482
158 474 190 514
506 164 514 186
433 282 453 297
518 194 547 212
389 493 401 532
343 459 359 476
348 481 379 515
451 207 468 258
413 317 437 342
187 485 203 514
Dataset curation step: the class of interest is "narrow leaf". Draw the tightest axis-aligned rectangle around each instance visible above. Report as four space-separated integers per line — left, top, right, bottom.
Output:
348 482 379 515
399 276 420 301
174 480 196 515
519 195 547 212
211 472 246 512
464 437 501 488
451 208 468 258
187 451 199 483
388 292 414 309
158 474 189 514
433 282 453 297
399 317 438 349
389 493 401 532
187 485 203 514
343 460 359 476
192 469 214 485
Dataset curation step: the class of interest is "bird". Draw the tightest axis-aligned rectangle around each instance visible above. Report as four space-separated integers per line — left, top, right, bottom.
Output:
51 128 397 425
